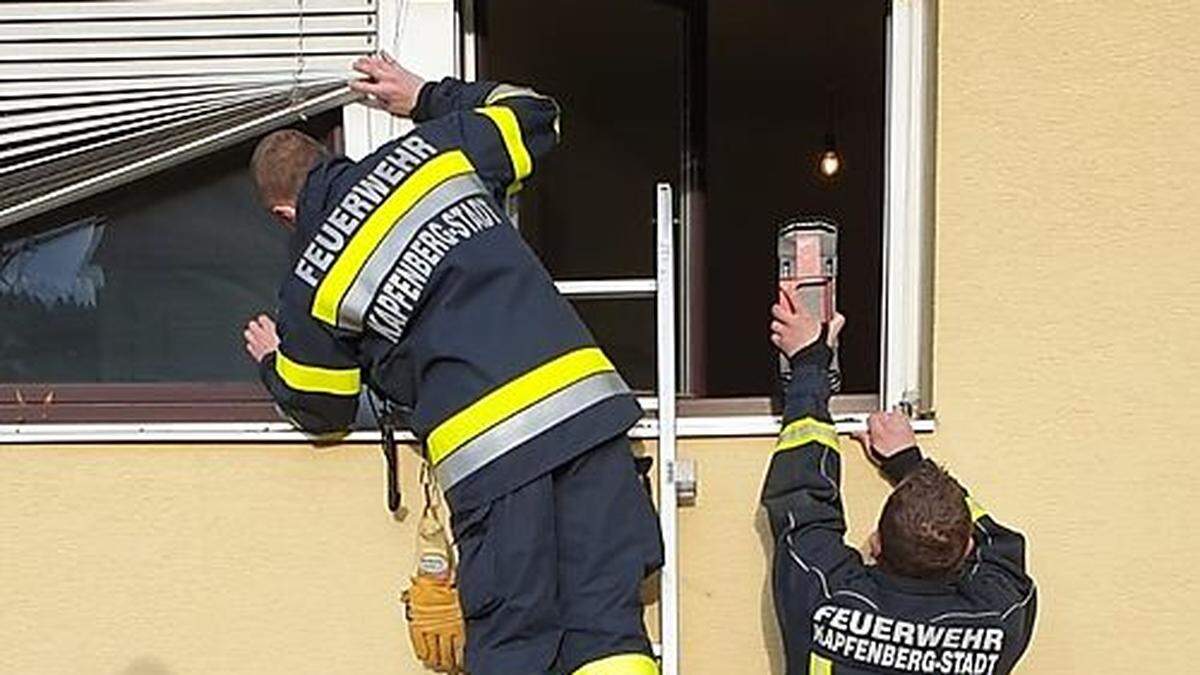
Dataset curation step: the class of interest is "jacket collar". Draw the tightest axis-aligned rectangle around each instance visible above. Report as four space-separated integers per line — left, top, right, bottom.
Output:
867 564 967 595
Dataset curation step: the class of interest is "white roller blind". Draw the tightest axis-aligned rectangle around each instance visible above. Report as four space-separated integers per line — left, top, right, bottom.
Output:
0 0 379 230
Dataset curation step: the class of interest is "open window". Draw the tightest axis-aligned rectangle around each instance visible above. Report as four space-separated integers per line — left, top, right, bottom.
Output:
463 0 936 414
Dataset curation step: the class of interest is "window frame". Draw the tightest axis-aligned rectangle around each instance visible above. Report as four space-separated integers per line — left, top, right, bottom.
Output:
881 0 938 414
0 0 936 439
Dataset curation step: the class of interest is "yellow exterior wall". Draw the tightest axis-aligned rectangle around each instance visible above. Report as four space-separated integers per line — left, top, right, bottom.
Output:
932 0 1199 671
0 442 658 675
3 1 1199 673
0 444 424 674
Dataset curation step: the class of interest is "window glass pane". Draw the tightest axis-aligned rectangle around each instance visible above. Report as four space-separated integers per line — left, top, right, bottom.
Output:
1 138 299 383
475 0 683 280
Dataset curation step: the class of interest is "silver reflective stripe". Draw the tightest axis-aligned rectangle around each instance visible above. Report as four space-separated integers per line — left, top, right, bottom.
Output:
484 83 543 105
483 84 561 140
434 371 630 490
338 173 488 330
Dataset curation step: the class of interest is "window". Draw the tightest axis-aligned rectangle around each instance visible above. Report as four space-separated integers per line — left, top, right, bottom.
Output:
1 0 936 427
1 144 288 384
464 0 935 409
0 0 376 424
0 114 344 423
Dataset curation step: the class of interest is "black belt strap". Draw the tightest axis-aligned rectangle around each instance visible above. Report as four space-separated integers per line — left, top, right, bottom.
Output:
367 390 403 515
382 418 402 515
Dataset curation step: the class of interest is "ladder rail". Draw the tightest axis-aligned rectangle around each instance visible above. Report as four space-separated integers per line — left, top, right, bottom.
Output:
654 182 680 675
554 278 657 300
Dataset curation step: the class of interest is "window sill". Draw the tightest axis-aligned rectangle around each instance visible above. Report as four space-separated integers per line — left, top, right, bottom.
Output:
0 395 935 444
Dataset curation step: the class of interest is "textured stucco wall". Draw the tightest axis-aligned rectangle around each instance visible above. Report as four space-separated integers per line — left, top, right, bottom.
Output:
2 1 1199 673
0 442 659 675
0 444 419 674
929 0 1200 672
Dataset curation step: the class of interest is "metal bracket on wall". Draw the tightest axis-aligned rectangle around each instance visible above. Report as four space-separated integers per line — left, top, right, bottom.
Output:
670 458 697 506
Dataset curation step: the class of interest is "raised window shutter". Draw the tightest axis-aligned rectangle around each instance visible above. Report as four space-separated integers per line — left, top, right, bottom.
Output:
0 0 379 229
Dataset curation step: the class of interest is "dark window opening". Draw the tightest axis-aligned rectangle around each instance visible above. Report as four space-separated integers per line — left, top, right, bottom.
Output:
703 1 886 396
473 0 685 390
473 0 887 398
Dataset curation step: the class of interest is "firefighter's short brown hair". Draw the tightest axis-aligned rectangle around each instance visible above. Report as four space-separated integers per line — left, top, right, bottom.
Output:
250 129 330 208
878 462 972 579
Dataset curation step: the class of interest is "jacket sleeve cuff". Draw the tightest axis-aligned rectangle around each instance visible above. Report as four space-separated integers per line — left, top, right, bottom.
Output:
258 352 277 384
782 341 834 423
411 81 438 122
879 446 924 484
789 338 833 370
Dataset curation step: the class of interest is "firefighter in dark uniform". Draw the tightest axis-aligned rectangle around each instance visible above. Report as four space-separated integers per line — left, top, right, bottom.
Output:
242 55 663 675
764 294 1036 675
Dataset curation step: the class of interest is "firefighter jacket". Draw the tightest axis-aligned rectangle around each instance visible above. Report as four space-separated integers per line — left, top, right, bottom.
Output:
760 342 1037 675
259 77 642 511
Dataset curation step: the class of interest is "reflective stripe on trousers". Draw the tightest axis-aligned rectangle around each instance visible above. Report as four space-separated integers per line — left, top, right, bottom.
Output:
429 347 629 490
572 653 658 675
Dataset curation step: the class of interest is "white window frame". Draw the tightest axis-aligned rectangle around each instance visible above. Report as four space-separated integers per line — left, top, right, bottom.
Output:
343 0 458 160
882 0 937 414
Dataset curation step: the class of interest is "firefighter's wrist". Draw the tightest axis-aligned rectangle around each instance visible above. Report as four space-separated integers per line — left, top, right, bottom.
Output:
788 326 833 370
879 446 924 484
257 351 277 379
411 81 437 122
789 342 831 370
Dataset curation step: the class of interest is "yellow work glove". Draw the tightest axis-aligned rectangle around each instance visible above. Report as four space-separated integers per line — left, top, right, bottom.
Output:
402 574 466 673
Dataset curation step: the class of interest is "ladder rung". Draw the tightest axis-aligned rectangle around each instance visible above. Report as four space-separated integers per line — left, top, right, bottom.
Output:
554 278 657 299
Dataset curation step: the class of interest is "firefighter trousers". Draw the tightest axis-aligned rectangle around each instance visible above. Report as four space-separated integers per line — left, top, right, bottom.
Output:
450 434 664 675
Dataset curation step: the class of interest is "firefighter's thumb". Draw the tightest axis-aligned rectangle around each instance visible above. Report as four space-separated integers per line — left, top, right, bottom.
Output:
850 429 870 450
826 312 846 346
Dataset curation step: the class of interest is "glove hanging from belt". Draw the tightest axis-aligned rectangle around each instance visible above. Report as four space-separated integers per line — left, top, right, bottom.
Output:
401 461 466 673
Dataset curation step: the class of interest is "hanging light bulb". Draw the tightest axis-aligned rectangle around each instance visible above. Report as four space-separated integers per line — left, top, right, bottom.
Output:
819 149 841 178
818 132 841 178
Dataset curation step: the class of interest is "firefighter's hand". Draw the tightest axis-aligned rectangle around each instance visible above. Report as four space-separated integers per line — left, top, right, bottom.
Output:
770 289 845 357
403 576 465 673
853 410 917 460
243 314 279 363
350 52 425 117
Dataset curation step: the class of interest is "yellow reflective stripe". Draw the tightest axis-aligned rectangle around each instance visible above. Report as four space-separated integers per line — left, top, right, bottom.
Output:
572 653 658 675
427 347 615 464
311 150 474 325
809 652 833 675
966 495 988 523
776 417 840 453
476 105 533 183
274 351 360 396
